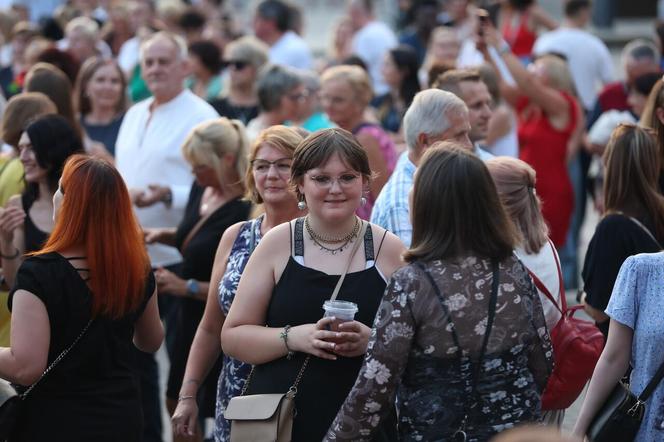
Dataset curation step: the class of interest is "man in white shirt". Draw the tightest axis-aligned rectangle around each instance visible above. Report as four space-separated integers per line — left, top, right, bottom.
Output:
533 0 614 112
115 31 218 442
348 0 397 96
253 0 312 70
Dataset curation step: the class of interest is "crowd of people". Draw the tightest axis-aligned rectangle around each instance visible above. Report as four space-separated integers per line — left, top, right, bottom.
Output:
0 0 662 441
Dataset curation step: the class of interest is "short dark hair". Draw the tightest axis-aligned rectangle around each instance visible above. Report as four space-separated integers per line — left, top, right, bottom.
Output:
24 114 84 197
189 40 223 74
632 72 662 97
256 0 292 32
565 0 591 17
178 8 206 32
290 128 372 199
404 142 518 263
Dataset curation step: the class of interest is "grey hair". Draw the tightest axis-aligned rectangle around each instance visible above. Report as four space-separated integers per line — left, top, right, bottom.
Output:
256 64 302 112
403 89 467 151
139 31 188 63
299 69 321 92
224 35 269 70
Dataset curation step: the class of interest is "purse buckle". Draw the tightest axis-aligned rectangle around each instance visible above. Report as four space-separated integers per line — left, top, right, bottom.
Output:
452 416 467 442
627 399 644 417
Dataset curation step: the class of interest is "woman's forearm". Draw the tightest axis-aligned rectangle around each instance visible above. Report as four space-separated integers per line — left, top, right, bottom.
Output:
0 347 36 385
179 324 223 396
221 325 289 365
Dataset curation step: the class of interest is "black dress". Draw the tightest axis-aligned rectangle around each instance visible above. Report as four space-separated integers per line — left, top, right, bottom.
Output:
166 184 251 416
209 97 258 126
8 253 155 441
246 218 390 442
582 213 663 337
21 192 48 253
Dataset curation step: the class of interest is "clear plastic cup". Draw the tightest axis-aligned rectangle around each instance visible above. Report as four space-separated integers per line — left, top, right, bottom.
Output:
323 300 358 333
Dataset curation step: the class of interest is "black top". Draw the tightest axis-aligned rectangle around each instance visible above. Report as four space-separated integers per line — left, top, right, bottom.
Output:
246 218 389 442
167 183 251 413
209 97 258 126
582 213 663 336
21 192 48 253
8 253 155 441
81 114 125 156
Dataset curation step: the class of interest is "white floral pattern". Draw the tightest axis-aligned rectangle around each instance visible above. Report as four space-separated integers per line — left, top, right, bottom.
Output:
324 256 553 441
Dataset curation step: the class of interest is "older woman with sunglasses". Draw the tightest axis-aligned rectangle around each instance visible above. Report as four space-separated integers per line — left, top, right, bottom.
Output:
210 36 269 125
171 126 304 441
221 128 404 441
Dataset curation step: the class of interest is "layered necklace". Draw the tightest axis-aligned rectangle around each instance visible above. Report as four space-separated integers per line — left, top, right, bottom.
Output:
304 215 360 254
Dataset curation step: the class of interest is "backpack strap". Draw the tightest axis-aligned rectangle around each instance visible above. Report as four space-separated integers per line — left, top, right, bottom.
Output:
525 239 566 313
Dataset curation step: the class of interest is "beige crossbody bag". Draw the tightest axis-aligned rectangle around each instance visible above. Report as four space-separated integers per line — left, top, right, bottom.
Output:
224 220 367 442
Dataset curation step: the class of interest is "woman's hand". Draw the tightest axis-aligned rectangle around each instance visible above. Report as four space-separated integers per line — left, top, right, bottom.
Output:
288 318 339 360
171 398 198 437
0 206 24 244
144 227 168 244
155 267 187 297
331 321 371 358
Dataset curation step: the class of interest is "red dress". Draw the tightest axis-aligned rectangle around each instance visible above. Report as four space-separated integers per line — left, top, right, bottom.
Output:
501 11 537 59
517 92 578 247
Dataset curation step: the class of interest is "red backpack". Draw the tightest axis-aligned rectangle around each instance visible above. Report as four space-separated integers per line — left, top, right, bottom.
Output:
526 241 605 410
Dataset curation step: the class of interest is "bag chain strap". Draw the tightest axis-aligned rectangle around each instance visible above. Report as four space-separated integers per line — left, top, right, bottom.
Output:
240 220 367 398
21 318 93 398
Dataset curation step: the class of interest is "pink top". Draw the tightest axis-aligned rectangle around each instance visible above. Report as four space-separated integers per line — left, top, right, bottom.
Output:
353 123 398 220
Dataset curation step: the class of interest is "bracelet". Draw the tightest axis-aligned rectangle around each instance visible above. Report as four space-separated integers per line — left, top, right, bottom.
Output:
0 247 19 259
162 188 173 207
177 395 195 402
279 325 295 360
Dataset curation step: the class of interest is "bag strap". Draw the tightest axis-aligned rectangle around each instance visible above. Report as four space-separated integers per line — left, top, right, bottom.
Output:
626 216 663 251
243 219 368 396
21 318 93 398
180 209 216 253
639 357 664 401
526 239 566 314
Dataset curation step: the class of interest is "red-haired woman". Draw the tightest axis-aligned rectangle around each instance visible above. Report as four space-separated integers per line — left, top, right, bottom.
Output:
0 154 164 441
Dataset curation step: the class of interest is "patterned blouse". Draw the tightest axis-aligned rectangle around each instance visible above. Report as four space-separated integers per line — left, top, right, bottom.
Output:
325 255 553 441
215 216 262 442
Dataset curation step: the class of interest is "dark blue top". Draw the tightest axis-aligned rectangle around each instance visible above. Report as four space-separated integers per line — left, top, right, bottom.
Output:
81 114 125 156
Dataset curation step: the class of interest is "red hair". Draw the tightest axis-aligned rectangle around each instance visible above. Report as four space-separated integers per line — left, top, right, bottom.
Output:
34 154 150 318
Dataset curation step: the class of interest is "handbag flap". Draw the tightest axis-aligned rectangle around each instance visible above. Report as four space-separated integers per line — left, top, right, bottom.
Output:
224 394 287 421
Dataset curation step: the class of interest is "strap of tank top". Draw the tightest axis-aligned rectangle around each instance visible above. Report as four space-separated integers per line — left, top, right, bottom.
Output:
293 218 305 257
363 224 374 262
374 229 389 262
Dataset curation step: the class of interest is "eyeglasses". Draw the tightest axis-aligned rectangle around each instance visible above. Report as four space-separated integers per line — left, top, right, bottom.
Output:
226 60 249 70
287 90 309 103
251 158 292 175
307 173 360 189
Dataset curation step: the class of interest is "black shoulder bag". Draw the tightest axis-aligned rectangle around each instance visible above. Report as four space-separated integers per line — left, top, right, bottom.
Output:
417 259 499 442
0 319 93 441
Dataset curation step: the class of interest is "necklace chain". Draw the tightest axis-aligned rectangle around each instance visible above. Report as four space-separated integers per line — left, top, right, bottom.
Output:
304 216 360 255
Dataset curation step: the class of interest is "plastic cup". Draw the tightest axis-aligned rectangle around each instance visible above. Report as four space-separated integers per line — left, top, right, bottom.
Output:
323 300 358 333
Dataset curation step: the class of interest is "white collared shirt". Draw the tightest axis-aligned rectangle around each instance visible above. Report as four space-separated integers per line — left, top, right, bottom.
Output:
115 89 219 267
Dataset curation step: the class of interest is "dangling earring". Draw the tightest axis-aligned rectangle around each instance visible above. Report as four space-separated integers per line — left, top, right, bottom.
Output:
360 196 367 207
298 196 307 211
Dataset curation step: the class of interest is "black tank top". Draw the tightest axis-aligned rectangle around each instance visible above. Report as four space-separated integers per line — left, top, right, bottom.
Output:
245 218 388 442
22 192 48 253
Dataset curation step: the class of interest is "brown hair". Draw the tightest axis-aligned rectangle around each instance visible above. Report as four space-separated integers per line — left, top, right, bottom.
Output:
24 62 82 140
486 157 549 254
247 125 304 204
640 77 664 171
404 142 518 263
75 57 127 116
433 68 482 98
290 128 372 199
1 92 57 148
603 123 664 239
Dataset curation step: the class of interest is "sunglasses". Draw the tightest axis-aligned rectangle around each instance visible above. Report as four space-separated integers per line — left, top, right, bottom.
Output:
225 60 249 70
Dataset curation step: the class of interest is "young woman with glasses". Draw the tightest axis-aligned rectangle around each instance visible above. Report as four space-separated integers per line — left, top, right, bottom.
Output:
221 128 404 441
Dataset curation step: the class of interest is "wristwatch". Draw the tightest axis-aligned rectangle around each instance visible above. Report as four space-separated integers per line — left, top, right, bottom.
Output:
185 279 199 296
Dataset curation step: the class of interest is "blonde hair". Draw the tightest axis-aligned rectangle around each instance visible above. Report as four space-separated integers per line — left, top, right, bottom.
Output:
182 118 249 189
537 54 577 96
65 16 99 41
224 36 269 70
321 65 373 107
246 125 304 204
486 157 549 254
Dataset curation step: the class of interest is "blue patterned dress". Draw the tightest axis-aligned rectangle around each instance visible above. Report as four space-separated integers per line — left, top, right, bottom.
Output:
214 216 262 442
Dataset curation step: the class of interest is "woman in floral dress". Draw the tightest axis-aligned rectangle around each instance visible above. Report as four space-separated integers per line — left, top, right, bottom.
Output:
325 144 553 441
171 126 304 441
